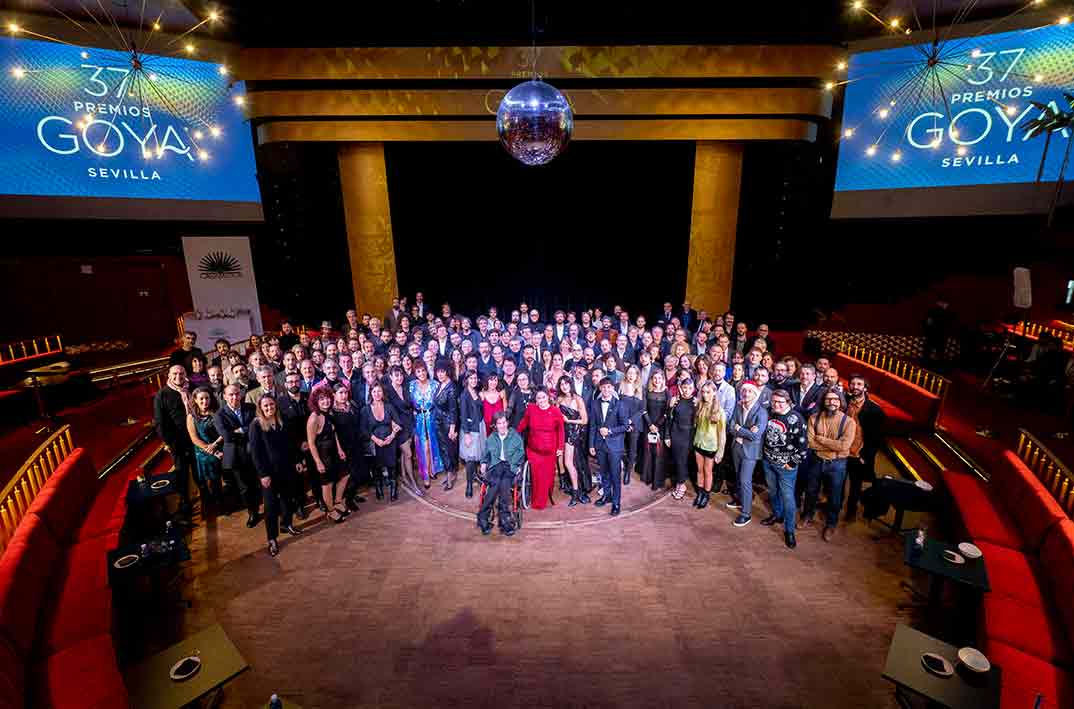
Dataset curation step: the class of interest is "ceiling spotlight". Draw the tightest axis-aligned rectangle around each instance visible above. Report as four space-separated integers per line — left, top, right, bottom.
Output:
10 66 25 79
825 81 835 90
80 51 89 59
889 99 897 106
83 113 92 123
852 1 864 9
950 129 960 139
930 139 941 148
904 28 912 34
184 43 195 54
218 65 228 75
891 151 902 162
1006 105 1018 116
1034 73 1043 82
75 121 85 129
878 107 889 118
866 145 877 156
890 18 901 28
1059 16 1071 25
97 142 107 151
957 146 968 156
971 49 982 57
148 72 158 82
836 61 847 70
152 21 160 30
233 95 245 106
193 130 204 140
208 11 220 21
844 128 854 138
198 149 209 161
209 126 221 137
7 22 20 33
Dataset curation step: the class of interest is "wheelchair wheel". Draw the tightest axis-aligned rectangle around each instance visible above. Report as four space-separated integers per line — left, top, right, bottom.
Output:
514 504 523 531
520 462 532 510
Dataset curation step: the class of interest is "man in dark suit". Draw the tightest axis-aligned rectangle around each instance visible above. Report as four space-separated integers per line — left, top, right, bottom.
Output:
384 296 403 334
275 372 313 518
588 378 631 516
153 365 193 517
844 374 887 522
679 301 698 332
351 362 378 408
215 384 261 527
727 381 768 528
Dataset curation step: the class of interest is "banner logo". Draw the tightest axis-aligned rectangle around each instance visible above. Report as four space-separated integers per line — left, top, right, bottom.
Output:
198 251 242 279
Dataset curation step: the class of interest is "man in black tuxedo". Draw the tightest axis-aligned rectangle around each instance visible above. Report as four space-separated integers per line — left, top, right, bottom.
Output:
679 301 698 332
152 365 194 517
588 378 631 516
215 384 261 527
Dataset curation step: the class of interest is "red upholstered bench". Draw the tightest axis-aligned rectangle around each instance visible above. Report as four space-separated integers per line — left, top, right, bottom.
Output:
833 353 941 433
0 449 131 709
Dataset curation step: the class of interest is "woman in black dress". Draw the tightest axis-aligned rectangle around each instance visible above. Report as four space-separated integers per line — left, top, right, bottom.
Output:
306 388 349 523
331 384 367 512
664 377 697 501
250 394 302 556
555 374 590 505
640 369 670 491
360 383 404 501
458 370 484 498
618 364 644 486
432 361 459 490
507 371 536 431
385 365 418 496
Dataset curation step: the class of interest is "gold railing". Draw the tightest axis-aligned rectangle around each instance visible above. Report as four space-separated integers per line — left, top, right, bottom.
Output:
1014 321 1074 348
89 356 170 386
0 425 75 555
836 342 951 399
0 334 63 365
1016 429 1074 516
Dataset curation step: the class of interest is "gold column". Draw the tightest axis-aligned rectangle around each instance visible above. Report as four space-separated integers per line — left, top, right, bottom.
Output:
685 142 743 316
337 143 400 319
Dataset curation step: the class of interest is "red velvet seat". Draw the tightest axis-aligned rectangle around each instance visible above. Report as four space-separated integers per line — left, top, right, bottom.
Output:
0 514 61 659
1039 520 1074 661
980 594 1073 668
29 633 129 709
984 638 1074 709
870 395 916 435
940 468 1025 549
72 470 129 544
0 635 25 709
833 353 940 428
25 449 99 544
991 451 1067 552
976 541 1050 609
35 535 114 657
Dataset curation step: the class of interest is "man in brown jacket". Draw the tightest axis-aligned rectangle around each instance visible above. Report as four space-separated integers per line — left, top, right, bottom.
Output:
800 390 857 542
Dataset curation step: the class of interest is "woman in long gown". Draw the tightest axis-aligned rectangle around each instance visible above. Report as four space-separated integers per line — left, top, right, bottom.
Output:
517 389 564 510
555 375 590 505
618 364 644 485
664 377 697 501
458 371 485 498
640 370 670 491
385 365 419 495
408 362 443 489
432 361 459 490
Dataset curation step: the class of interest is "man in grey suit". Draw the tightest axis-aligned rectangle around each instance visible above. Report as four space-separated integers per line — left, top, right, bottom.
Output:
727 381 768 527
215 384 261 528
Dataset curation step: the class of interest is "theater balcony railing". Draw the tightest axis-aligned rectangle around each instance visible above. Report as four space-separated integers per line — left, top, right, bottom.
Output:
1012 320 1074 350
1016 429 1074 517
0 334 63 367
835 342 951 399
89 357 170 388
0 425 74 555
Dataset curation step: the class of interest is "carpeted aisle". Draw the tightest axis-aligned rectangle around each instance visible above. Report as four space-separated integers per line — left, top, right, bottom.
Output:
142 483 916 709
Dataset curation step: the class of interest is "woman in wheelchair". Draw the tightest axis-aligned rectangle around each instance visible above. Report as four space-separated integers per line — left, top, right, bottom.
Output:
477 411 526 537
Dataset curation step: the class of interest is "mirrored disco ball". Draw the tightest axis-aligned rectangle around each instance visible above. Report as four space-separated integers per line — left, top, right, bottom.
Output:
496 80 573 166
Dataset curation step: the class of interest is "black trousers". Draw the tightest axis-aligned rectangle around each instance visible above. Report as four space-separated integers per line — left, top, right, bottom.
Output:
845 450 877 517
437 422 457 473
262 474 294 542
477 461 514 531
624 429 640 476
598 447 623 505
170 444 194 507
226 458 260 516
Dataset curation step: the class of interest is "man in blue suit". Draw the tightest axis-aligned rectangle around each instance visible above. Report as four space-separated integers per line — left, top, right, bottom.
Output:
588 378 631 516
727 380 768 527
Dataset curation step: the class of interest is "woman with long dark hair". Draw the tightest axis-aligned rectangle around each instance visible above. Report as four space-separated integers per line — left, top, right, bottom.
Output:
640 370 670 490
186 386 224 506
385 365 419 495
331 384 367 512
555 374 590 505
360 383 404 501
480 372 506 433
307 388 349 523
458 370 485 498
665 377 697 501
251 395 302 556
618 364 644 485
432 361 459 490
408 361 443 489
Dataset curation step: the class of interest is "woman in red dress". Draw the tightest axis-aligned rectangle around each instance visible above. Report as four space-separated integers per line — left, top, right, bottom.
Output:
480 373 506 432
517 389 565 510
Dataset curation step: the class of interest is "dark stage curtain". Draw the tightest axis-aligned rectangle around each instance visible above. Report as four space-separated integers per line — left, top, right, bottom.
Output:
386 141 695 321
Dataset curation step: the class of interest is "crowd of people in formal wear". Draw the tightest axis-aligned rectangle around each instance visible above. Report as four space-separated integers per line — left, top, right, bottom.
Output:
155 293 886 555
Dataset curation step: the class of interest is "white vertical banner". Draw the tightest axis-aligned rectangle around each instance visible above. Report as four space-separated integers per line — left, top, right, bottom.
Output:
182 236 263 340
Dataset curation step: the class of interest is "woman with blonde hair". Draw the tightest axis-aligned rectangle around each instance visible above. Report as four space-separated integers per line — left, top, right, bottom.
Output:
692 380 727 509
618 364 644 484
251 394 303 555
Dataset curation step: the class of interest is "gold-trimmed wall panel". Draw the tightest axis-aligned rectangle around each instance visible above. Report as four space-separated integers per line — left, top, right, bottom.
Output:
337 143 399 320
247 87 831 120
235 45 845 81
257 118 817 144
685 142 744 316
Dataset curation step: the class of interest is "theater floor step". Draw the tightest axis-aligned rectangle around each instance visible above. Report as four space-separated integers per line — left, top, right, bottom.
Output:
886 436 940 487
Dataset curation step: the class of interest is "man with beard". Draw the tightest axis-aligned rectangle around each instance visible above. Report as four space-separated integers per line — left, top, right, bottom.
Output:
843 374 886 522
761 389 808 549
275 371 313 518
801 390 857 542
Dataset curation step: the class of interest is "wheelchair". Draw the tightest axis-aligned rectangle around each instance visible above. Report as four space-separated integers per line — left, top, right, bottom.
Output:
477 461 530 531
